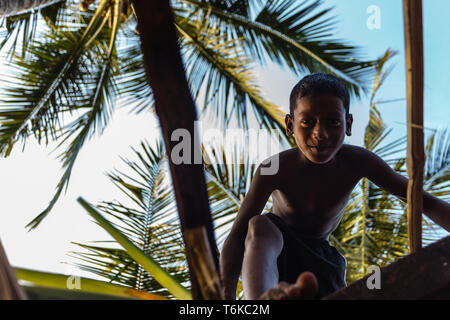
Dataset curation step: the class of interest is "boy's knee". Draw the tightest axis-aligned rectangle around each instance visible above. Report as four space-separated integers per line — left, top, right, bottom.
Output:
247 215 270 239
245 215 283 256
245 215 282 248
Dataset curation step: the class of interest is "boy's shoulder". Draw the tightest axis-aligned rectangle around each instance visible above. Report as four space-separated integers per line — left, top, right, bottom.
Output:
258 148 295 167
339 143 371 159
254 149 295 182
259 148 298 171
338 144 392 180
339 143 381 161
338 144 378 168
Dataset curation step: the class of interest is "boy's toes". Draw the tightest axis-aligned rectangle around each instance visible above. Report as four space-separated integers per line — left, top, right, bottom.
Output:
275 282 290 291
258 272 319 300
289 271 319 299
258 288 288 300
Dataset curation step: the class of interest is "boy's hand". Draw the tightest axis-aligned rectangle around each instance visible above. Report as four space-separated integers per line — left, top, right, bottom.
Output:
257 272 319 300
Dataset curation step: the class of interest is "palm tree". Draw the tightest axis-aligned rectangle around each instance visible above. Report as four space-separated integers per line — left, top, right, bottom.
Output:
0 0 377 230
62 139 264 299
5 139 260 300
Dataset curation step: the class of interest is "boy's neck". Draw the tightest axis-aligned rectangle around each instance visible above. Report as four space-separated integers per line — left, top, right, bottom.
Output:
294 147 340 168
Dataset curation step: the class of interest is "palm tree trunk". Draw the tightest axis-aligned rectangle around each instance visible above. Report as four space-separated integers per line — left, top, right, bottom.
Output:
0 239 27 299
0 0 60 16
132 0 223 299
402 0 424 253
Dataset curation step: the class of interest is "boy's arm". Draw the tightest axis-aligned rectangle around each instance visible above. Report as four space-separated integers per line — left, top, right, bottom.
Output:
220 163 275 299
359 148 450 232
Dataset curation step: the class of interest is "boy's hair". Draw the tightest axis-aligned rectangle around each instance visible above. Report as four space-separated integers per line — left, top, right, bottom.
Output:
289 73 350 116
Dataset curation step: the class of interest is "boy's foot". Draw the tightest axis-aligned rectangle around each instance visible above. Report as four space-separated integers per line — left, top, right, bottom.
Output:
257 272 318 300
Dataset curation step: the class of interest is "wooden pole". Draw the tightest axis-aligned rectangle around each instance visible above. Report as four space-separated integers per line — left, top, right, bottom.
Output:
132 0 223 299
0 238 27 299
402 0 424 253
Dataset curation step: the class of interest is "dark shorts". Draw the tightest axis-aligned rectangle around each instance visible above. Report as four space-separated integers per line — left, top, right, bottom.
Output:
265 213 347 298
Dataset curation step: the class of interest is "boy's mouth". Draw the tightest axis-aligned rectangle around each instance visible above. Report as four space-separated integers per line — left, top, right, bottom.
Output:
308 145 331 151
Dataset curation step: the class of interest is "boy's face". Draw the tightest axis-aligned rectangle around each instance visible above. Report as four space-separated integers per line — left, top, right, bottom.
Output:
285 94 353 164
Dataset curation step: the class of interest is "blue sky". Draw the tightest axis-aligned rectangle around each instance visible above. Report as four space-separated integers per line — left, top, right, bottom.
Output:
0 0 448 276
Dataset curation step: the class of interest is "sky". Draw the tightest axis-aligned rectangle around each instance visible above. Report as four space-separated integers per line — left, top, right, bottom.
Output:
0 0 449 279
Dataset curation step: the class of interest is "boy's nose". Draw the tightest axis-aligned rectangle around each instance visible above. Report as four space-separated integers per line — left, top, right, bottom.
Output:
313 124 328 140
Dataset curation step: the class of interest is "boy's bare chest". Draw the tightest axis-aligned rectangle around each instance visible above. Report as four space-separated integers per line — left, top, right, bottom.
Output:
271 165 360 237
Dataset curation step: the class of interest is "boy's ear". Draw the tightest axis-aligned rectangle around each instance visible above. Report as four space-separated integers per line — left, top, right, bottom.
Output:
346 114 353 136
285 114 294 136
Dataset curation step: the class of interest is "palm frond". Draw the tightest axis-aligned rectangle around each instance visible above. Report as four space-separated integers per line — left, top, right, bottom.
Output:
0 0 111 158
202 143 265 247
114 38 154 114
424 129 450 193
69 141 188 298
0 9 39 57
0 0 67 56
25 1 122 229
369 49 397 104
176 15 286 134
179 0 377 96
15 266 167 300
69 140 261 298
77 197 192 299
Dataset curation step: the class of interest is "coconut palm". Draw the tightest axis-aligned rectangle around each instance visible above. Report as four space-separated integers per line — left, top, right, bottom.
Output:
0 0 377 229
62 139 264 298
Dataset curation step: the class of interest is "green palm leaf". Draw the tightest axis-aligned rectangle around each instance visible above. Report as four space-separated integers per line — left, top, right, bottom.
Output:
68 140 261 298
0 0 110 157
24 0 123 229
0 0 66 56
180 0 377 96
15 267 168 300
177 15 287 133
77 196 192 300
69 141 189 298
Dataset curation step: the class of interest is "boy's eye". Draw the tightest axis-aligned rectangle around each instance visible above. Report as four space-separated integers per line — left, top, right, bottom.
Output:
328 119 341 126
300 119 315 126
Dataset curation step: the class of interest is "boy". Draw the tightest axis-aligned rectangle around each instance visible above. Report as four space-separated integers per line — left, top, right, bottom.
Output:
219 73 450 300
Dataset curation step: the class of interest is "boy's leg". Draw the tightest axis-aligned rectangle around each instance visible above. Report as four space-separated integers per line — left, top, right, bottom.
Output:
242 215 319 300
242 215 283 299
